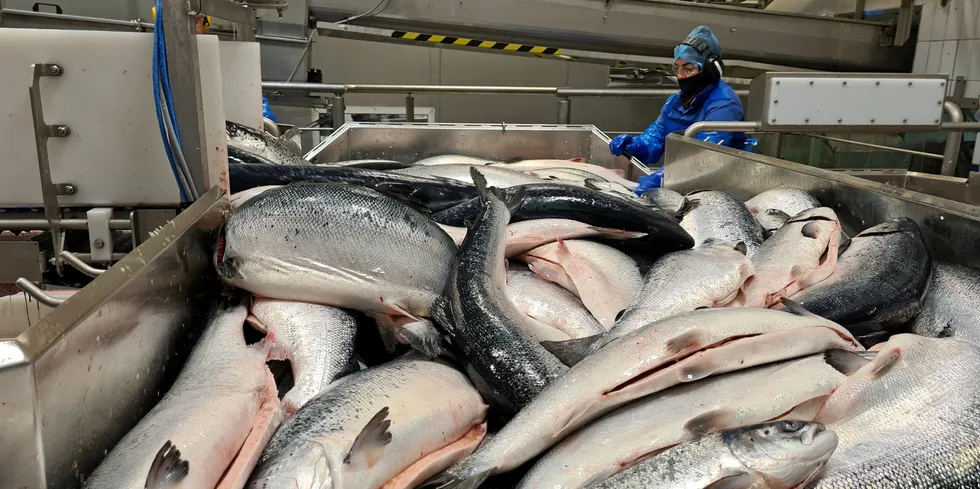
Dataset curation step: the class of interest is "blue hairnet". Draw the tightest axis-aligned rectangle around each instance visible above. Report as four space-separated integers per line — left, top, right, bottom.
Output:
673 25 722 68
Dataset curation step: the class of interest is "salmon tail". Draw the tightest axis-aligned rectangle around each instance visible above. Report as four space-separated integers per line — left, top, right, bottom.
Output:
145 440 189 489
423 467 492 489
469 167 524 214
540 334 603 366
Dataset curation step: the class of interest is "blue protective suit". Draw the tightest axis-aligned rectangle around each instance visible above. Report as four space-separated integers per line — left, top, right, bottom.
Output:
626 79 745 166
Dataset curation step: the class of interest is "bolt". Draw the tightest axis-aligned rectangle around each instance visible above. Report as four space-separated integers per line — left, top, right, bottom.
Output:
93 239 105 250
54 125 70 137
903 118 908 123
843 81 847 86
809 81 814 85
941 82 946 86
838 118 843 123
49 65 61 76
63 184 76 195
805 118 810 123
771 118 777 123
776 81 780 84
870 118 876 123
936 119 941 123
774 100 778 104
938 101 943 105
876 81 880 86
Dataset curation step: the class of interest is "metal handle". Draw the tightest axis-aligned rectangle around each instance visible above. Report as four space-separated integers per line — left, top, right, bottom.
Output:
15 278 66 307
32 2 63 14
60 251 106 277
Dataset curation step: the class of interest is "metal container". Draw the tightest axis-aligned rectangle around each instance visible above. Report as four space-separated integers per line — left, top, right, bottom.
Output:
0 187 228 489
304 122 648 179
664 135 980 268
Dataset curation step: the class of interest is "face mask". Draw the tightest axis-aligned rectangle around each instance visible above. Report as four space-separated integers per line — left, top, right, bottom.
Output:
678 71 711 105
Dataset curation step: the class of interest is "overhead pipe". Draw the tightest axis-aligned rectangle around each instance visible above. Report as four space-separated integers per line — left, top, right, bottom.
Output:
942 100 964 176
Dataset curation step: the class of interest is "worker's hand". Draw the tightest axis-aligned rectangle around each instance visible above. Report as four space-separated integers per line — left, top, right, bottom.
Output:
633 167 665 196
609 134 633 156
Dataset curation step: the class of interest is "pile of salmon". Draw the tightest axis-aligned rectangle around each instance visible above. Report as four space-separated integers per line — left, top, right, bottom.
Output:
85 141 980 489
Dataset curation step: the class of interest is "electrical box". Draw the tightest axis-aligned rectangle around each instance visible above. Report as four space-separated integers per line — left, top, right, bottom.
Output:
748 73 948 131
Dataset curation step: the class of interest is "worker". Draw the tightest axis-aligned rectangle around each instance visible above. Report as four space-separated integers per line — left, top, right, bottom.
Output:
609 25 746 196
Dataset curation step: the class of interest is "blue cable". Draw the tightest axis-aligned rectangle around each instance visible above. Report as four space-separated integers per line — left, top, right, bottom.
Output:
152 0 189 202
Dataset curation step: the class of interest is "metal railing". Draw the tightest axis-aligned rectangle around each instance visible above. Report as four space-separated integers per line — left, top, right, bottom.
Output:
261 81 748 125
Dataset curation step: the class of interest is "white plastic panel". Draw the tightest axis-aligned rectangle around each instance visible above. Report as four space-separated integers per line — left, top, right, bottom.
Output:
218 41 263 129
765 76 947 127
0 29 228 207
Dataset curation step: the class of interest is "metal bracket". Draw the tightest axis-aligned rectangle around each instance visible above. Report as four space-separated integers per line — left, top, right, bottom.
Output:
28 62 74 275
60 251 106 277
15 278 66 307
86 208 114 262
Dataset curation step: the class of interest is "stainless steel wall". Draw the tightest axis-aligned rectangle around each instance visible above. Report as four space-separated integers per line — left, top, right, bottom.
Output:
306 36 670 133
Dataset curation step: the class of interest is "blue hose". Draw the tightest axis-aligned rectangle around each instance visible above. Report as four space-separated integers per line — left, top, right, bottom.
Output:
152 0 189 202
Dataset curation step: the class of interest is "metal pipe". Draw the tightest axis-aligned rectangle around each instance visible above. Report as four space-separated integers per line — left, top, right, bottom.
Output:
264 81 347 94
557 97 571 124
263 82 750 99
942 100 964 176
15 278 65 307
331 96 346 132
345 84 558 95
0 219 131 231
405 94 415 123
60 251 106 277
792 133 944 160
938 122 980 131
683 121 764 138
556 88 677 97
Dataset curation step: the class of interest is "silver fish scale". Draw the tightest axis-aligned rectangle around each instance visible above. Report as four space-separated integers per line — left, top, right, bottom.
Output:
911 262 980 345
590 433 747 488
446 192 567 410
505 266 605 339
222 183 456 316
251 356 485 489
681 191 764 257
811 336 980 488
227 122 308 166
251 300 357 411
789 219 930 326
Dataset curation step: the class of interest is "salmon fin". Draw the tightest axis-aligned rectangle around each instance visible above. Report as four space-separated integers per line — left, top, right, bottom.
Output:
502 186 526 216
779 298 820 319
587 226 648 240
145 440 189 489
375 322 400 354
765 208 791 220
869 347 901 378
666 329 704 355
429 296 456 336
373 183 433 215
345 407 392 469
614 309 626 322
470 167 492 201
583 179 603 191
824 349 872 375
704 472 756 489
676 359 718 383
801 221 821 239
465 363 517 415
245 314 268 334
684 408 737 436
734 241 747 256
401 322 447 359
540 334 602 366
384 302 424 322
426 469 492 489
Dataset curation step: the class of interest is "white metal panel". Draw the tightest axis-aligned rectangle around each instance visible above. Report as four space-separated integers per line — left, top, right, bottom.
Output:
198 36 232 195
218 41 263 129
932 0 951 40
765 76 946 126
940 40 958 76
927 41 944 73
0 29 227 207
913 42 929 74
958 0 979 40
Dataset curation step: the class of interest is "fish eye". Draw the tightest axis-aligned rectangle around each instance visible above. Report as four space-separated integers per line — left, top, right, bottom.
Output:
779 421 805 432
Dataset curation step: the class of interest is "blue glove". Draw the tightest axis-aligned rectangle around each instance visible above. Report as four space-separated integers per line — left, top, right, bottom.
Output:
262 96 277 123
609 134 633 156
625 135 664 165
634 166 664 196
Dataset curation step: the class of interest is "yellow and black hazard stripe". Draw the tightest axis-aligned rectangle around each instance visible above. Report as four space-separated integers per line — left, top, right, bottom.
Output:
390 31 564 56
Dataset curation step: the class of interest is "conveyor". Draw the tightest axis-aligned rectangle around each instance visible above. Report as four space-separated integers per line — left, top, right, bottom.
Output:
309 0 914 72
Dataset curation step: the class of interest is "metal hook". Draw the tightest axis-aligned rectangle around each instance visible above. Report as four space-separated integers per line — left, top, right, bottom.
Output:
15 278 66 307
60 251 106 277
